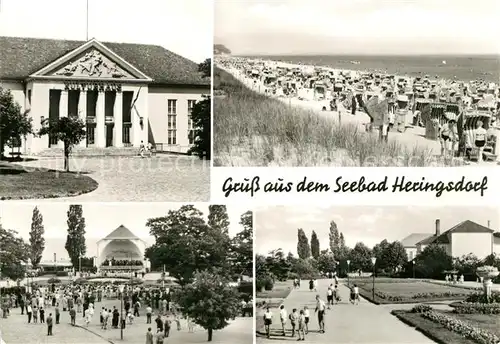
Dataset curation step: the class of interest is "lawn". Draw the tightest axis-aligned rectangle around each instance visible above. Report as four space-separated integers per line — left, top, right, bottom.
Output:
352 279 473 304
392 309 500 344
213 66 458 167
0 161 98 199
256 280 294 334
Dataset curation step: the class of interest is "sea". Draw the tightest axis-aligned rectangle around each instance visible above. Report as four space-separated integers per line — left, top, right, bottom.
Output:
243 55 500 83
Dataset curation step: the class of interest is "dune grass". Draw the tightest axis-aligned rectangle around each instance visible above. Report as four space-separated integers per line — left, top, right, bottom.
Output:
213 67 460 167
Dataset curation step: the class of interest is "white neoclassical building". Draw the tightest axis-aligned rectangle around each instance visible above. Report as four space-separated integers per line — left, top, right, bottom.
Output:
0 36 209 154
96 225 149 272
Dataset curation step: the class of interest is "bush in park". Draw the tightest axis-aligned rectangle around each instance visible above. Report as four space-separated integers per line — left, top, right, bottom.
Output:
452 303 500 315
47 278 61 284
174 269 240 342
411 304 433 313
55 271 69 277
237 281 253 297
263 276 274 291
465 292 500 304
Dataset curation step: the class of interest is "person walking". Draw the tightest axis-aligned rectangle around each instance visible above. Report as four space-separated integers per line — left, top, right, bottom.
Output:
55 304 60 324
314 295 326 334
70 307 76 326
39 306 45 323
308 279 314 292
155 314 164 333
164 316 171 337
46 313 53 336
303 306 310 335
27 303 32 324
297 309 306 341
146 305 152 324
326 285 334 309
146 327 154 344
263 307 273 339
279 304 288 336
32 306 38 324
289 308 298 337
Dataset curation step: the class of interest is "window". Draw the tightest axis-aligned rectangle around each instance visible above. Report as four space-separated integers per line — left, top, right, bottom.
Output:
188 100 196 144
168 99 177 114
168 129 177 145
167 99 177 145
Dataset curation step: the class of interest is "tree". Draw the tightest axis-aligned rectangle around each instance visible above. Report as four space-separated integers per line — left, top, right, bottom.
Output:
414 244 453 279
385 241 407 273
187 96 211 160
337 232 349 260
297 229 311 259
65 205 86 269
310 231 320 260
29 206 45 268
174 269 240 341
261 249 291 282
0 87 33 158
317 251 336 275
290 258 319 279
231 211 253 276
208 205 230 235
329 221 340 257
0 225 30 281
198 58 211 78
145 205 231 285
454 253 482 278
349 242 373 272
373 239 391 270
38 116 86 172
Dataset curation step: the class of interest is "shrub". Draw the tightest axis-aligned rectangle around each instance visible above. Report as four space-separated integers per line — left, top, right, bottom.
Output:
411 304 433 313
55 271 69 277
264 277 274 291
422 310 499 344
237 281 253 296
452 302 500 314
47 278 61 284
465 292 500 304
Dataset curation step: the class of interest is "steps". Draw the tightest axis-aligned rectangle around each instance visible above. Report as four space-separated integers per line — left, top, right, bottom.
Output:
35 147 139 157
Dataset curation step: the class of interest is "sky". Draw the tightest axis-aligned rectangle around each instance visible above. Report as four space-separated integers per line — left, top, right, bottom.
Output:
215 0 500 55
0 0 212 62
0 203 250 261
255 206 500 255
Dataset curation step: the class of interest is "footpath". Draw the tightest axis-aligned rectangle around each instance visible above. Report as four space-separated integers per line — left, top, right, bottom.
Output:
257 279 436 343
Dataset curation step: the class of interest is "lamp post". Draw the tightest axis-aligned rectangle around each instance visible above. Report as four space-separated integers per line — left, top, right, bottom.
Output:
118 284 124 340
412 260 415 279
371 257 377 301
346 260 351 287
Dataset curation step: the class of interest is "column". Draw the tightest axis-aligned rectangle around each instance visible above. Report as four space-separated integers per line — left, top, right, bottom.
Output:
59 89 68 117
96 91 105 147
78 90 87 148
114 91 123 147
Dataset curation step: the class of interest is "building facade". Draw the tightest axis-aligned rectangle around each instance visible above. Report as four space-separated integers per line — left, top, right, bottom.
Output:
0 36 209 154
401 219 500 260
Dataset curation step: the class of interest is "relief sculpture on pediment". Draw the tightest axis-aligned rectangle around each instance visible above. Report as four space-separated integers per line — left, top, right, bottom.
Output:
54 50 131 78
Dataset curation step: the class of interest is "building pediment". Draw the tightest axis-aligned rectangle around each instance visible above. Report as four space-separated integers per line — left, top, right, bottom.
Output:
29 39 152 82
51 49 133 79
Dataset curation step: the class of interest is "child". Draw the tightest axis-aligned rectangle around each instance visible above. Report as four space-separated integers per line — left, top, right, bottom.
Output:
187 316 195 333
303 306 310 335
289 308 298 337
326 285 333 309
297 309 306 341
353 284 360 305
333 285 341 304
263 307 273 338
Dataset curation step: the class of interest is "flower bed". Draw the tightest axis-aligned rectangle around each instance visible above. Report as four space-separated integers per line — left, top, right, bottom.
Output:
422 310 499 344
465 292 500 304
451 302 500 315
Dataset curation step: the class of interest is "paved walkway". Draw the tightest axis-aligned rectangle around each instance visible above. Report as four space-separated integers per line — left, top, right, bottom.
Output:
11 155 210 201
1 298 252 344
257 279 436 343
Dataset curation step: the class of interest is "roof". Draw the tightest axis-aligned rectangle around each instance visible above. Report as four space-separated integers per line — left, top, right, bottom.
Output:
401 233 432 247
103 225 139 240
0 36 209 86
416 220 493 246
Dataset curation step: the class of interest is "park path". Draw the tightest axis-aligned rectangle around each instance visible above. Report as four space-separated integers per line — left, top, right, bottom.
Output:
257 279 436 344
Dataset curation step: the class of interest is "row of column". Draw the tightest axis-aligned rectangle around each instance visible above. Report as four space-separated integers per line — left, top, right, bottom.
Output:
59 89 125 147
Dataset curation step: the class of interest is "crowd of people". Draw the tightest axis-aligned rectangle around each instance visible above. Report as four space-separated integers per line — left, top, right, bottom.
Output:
101 258 144 267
